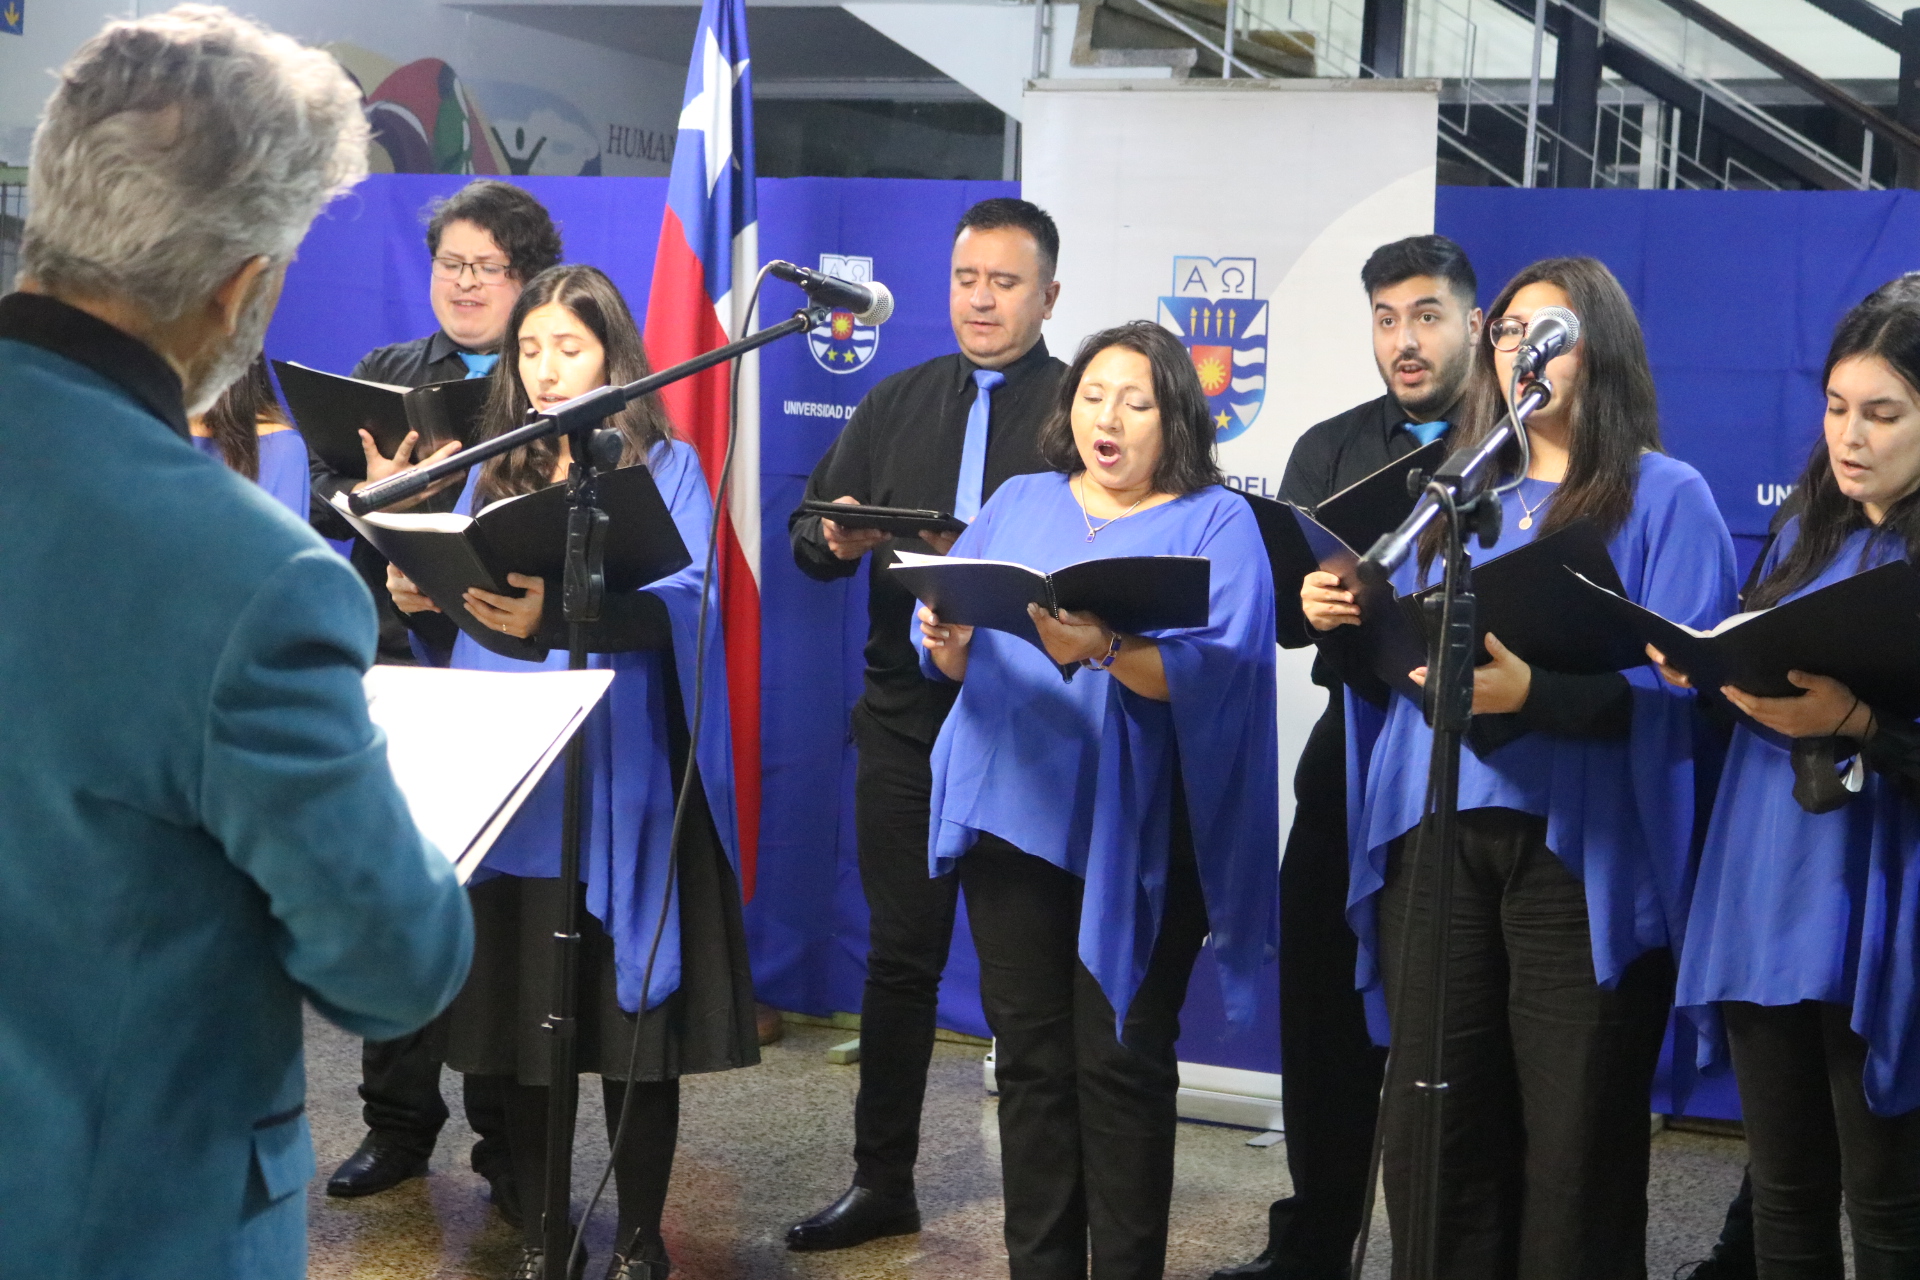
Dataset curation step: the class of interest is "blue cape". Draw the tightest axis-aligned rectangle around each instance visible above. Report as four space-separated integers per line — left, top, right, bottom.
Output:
1345 453 1736 1042
919 473 1279 1030
192 428 311 523
1677 520 1920 1115
435 439 737 1013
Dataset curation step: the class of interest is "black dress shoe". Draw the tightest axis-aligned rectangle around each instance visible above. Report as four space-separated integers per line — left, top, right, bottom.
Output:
325 1136 429 1198
509 1244 588 1280
785 1185 920 1251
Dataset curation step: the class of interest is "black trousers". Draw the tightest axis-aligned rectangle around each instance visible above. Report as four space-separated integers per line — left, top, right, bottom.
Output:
1723 999 1920 1279
851 704 962 1197
962 821 1210 1280
1273 693 1389 1270
1376 808 1672 1280
360 1025 510 1178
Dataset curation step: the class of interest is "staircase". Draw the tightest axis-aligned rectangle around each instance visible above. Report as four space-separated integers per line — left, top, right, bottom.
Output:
1057 0 1920 192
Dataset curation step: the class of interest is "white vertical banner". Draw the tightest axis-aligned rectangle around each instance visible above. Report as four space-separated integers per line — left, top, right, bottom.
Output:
1023 78 1438 841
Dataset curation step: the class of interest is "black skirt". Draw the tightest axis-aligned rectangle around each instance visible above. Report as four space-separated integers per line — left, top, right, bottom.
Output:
444 770 759 1084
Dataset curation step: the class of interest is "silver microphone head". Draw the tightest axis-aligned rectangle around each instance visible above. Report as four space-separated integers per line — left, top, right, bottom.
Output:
1531 305 1580 350
856 280 895 327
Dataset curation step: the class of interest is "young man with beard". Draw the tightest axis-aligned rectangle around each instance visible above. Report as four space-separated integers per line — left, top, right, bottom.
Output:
1215 234 1484 1280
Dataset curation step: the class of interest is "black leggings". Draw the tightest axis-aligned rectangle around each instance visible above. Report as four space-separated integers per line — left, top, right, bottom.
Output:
1722 1000 1920 1279
496 1074 680 1254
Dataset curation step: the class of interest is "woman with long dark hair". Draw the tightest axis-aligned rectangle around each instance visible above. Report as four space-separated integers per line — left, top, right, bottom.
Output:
913 321 1277 1280
1305 257 1737 1276
1666 287 1920 1275
189 354 308 519
387 264 758 1280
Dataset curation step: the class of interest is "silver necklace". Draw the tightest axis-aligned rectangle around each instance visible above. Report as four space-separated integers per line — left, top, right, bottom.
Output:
1076 474 1148 542
1516 485 1550 530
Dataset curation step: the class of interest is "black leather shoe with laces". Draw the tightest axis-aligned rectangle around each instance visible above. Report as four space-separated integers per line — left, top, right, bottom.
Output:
604 1232 671 1280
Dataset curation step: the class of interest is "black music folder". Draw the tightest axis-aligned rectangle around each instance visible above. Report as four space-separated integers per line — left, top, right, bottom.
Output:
1236 438 1447 644
889 551 1210 651
329 464 691 656
799 499 967 537
274 359 490 479
1573 559 1920 717
1342 518 1636 700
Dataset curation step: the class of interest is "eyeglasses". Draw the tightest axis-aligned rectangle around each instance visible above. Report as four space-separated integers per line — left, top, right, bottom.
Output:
432 256 512 285
1488 317 1530 352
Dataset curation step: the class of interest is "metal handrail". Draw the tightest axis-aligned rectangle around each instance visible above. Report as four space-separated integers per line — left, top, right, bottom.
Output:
1129 0 1271 77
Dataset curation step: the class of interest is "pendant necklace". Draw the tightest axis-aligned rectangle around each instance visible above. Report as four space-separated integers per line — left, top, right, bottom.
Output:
1516 484 1549 531
1076 474 1148 542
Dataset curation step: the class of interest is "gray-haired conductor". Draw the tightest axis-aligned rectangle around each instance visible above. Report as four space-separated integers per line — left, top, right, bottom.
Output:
0 8 473 1278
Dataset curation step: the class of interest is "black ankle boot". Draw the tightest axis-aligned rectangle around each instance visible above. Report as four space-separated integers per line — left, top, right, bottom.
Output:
604 1231 670 1280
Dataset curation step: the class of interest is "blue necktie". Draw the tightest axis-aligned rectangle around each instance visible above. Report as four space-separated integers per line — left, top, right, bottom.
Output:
1406 417 1447 446
953 368 1005 523
458 351 499 379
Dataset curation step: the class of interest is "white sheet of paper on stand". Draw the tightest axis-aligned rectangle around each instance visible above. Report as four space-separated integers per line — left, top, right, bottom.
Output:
363 666 616 883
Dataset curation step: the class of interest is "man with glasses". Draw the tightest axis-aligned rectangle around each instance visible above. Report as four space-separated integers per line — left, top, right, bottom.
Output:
310 180 562 1218
1217 234 1483 1280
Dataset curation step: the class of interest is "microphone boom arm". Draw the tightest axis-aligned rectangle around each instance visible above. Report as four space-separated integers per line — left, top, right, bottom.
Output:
349 304 830 515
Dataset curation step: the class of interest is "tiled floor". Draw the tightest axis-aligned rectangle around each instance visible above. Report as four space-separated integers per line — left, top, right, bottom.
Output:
303 1012 1751 1279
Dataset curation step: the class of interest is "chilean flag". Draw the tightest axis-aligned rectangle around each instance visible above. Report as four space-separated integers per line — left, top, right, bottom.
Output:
644 0 761 894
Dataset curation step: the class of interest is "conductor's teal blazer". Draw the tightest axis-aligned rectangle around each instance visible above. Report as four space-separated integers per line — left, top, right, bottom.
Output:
0 294 475 1280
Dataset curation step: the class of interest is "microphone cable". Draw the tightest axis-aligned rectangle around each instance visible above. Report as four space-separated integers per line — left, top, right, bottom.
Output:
567 260 777 1275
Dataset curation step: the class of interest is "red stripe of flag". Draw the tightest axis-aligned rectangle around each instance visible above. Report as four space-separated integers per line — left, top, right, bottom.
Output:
644 206 761 897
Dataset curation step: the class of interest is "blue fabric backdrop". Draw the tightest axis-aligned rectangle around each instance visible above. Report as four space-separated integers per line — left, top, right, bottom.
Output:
270 179 1920 1105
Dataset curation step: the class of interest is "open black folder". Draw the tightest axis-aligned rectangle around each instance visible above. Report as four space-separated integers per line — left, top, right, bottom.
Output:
1235 439 1447 644
330 464 691 659
1348 518 1640 699
1571 559 1920 717
274 359 490 479
888 551 1210 656
799 499 966 537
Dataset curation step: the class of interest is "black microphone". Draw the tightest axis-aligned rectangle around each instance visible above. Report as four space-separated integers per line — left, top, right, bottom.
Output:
1512 305 1581 379
768 260 895 325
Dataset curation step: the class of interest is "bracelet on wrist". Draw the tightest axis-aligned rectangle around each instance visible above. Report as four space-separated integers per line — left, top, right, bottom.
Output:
1081 630 1123 672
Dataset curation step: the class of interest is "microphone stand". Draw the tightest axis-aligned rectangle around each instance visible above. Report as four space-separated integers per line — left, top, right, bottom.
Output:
351 303 828 1274
1357 375 1551 1280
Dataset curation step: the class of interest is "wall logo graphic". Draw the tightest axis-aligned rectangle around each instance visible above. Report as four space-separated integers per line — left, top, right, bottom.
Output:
1158 256 1267 443
808 254 881 374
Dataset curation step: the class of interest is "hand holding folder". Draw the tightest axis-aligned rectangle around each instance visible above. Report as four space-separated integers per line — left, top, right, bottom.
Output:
889 552 1211 653
1572 560 1920 718
330 464 692 659
274 359 490 479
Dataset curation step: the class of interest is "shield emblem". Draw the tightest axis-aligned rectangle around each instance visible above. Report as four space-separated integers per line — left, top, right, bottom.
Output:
1158 296 1267 444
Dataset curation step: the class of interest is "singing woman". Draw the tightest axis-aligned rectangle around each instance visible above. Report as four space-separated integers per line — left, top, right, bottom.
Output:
387 264 757 1280
1665 288 1920 1275
1305 257 1736 1277
914 321 1278 1280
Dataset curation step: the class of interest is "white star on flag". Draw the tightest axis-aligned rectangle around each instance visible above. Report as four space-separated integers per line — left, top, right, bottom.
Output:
678 28 750 198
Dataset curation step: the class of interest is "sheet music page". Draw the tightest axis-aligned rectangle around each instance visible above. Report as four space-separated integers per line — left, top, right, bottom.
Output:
363 666 616 882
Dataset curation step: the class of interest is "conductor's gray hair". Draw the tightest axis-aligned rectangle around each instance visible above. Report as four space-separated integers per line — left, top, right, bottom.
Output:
22 5 369 322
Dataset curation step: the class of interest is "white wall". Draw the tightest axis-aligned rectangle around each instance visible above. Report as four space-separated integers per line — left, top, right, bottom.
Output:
0 2 687 175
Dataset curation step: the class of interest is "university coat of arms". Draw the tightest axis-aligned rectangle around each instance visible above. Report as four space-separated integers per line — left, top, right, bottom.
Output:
1157 255 1267 444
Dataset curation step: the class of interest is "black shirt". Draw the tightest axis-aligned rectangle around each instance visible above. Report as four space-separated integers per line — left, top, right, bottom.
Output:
789 338 1066 744
1279 392 1434 510
0 293 187 439
308 329 486 662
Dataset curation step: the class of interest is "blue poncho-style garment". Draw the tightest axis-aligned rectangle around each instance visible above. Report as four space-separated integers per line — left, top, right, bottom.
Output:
1678 521 1920 1116
1345 453 1736 1041
917 472 1280 1029
423 439 738 1014
192 428 311 522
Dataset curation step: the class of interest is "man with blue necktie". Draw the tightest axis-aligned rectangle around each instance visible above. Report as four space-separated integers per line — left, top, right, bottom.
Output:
787 197 1067 1251
1217 234 1484 1280
311 179 561 1217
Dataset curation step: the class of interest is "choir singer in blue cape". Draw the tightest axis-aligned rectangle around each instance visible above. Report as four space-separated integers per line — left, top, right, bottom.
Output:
0 10 473 1280
386 264 758 1280
1306 258 1736 1277
913 321 1278 1280
1663 285 1920 1272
